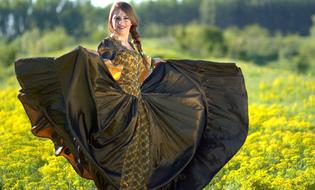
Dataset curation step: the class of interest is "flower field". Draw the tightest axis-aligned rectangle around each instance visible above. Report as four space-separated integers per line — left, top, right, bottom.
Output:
206 64 315 190
0 56 314 189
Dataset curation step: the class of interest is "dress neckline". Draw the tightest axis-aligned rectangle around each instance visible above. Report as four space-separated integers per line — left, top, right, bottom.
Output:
109 36 138 54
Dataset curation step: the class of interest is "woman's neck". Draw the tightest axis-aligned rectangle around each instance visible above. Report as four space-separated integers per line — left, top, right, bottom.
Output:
110 33 129 43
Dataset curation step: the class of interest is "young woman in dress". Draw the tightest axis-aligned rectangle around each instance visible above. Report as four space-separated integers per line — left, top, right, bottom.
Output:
15 1 249 190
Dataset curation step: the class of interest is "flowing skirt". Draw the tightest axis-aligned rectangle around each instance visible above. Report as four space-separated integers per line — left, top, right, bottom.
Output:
15 46 248 190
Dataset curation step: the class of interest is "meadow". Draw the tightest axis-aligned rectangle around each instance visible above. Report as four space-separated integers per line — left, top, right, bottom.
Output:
0 39 314 190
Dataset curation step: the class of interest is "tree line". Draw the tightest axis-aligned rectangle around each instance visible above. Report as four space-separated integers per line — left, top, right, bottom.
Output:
1 0 315 40
1 0 315 76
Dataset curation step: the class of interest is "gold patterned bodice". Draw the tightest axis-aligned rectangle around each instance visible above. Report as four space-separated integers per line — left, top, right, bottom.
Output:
97 36 148 97
97 36 153 190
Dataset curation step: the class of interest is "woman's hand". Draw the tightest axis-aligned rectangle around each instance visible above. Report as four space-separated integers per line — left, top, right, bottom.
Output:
103 59 123 80
152 57 166 67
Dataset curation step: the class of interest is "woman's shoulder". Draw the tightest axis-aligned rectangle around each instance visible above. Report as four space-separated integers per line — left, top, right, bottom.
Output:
97 36 119 60
97 36 117 50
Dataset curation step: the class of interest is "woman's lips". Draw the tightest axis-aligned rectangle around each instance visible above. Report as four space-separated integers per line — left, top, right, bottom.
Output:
117 26 126 29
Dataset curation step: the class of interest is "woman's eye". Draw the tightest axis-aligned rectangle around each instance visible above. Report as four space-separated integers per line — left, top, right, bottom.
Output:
113 16 129 22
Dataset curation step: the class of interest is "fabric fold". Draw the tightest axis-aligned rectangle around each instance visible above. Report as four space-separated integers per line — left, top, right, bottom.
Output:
15 47 248 190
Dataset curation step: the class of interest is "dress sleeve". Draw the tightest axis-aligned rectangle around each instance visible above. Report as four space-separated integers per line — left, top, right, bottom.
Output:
97 38 123 80
97 38 117 61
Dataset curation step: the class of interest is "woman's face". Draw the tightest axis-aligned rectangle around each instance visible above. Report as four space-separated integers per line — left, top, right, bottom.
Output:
111 8 132 37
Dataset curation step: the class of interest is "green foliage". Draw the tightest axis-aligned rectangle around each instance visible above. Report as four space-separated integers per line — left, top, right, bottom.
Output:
142 37 185 59
172 21 315 75
136 0 201 29
1 0 315 41
37 27 75 53
0 41 17 67
141 23 170 38
173 23 226 56
292 16 315 75
89 24 108 43
0 0 103 40
199 0 315 35
275 32 315 75
294 37 315 74
278 35 301 61
224 25 279 65
311 15 315 36
15 27 75 56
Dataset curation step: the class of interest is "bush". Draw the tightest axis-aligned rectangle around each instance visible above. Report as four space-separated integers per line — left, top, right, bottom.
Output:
278 35 301 61
142 23 170 38
277 34 315 75
0 42 17 67
36 27 74 53
16 27 75 55
224 25 279 65
89 24 108 43
295 37 315 74
18 28 41 55
310 15 315 37
173 23 227 57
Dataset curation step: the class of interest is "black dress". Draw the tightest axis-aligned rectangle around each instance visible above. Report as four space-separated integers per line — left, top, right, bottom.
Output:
14 41 248 190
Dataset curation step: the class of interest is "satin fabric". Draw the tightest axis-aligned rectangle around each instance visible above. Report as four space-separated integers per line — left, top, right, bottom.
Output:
15 46 248 190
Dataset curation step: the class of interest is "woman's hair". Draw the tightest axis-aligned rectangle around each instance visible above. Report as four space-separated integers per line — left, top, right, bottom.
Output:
108 2 150 68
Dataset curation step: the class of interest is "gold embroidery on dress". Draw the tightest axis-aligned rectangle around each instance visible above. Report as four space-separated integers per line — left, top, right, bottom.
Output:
98 37 153 189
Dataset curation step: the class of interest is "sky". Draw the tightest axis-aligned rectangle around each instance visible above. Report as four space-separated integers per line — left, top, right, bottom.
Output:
90 0 147 8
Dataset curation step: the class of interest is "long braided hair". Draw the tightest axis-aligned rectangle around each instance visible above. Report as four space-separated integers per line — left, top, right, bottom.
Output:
108 2 150 68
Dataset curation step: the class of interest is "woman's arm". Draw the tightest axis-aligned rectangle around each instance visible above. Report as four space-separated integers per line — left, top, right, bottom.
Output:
139 55 167 83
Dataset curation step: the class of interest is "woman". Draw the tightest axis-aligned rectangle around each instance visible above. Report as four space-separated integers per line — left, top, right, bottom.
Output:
15 1 248 190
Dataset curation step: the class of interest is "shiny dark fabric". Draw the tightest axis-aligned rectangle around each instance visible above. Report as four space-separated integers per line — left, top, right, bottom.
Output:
15 46 248 190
